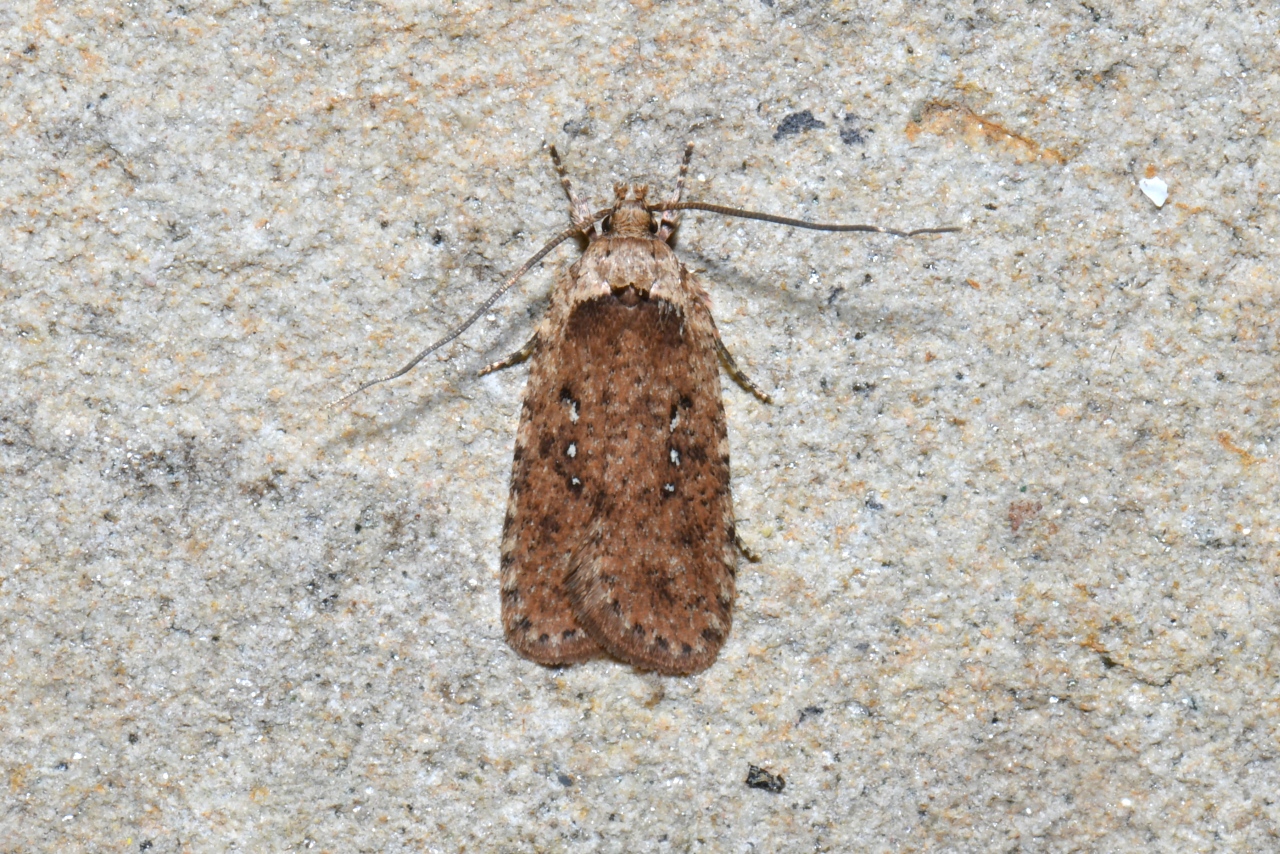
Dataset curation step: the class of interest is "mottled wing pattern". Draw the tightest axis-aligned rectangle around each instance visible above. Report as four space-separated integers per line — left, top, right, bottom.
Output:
501 288 737 674
562 294 737 674
499 274 607 665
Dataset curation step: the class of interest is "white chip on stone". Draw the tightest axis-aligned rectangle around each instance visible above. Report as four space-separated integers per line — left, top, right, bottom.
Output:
1139 176 1168 208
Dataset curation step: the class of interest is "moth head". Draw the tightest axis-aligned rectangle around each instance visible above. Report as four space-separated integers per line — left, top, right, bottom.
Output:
607 183 654 238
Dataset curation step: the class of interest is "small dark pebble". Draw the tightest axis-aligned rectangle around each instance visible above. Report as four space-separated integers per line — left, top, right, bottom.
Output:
798 705 825 724
773 110 826 141
745 764 786 793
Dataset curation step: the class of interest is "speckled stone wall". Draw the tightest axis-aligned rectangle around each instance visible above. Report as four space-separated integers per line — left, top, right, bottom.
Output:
2 1 1277 850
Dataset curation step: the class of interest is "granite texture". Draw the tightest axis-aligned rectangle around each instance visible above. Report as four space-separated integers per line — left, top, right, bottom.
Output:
2 1 1277 851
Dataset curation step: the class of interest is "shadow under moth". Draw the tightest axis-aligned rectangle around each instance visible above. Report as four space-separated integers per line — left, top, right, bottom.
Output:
338 143 957 675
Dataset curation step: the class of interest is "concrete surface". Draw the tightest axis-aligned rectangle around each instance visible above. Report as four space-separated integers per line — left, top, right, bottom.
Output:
2 1 1277 851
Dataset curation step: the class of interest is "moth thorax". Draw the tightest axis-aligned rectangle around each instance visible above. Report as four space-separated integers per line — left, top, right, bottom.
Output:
614 284 644 306
609 183 654 238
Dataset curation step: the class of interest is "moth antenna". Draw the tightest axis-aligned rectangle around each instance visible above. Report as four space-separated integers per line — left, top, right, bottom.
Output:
548 145 598 235
657 141 695 242
649 201 962 238
329 212 612 409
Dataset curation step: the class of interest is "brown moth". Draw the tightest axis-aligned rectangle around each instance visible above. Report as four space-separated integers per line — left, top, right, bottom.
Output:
336 144 957 675
496 163 742 675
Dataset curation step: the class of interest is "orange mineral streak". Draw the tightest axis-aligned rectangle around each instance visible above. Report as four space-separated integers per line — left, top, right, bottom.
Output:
907 101 1067 165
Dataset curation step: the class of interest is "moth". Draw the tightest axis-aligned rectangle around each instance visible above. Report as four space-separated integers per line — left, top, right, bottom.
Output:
338 143 956 675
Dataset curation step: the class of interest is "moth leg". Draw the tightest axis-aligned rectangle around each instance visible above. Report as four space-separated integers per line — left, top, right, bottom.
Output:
548 145 598 236
657 141 695 243
734 531 761 563
479 334 539 376
714 335 773 404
